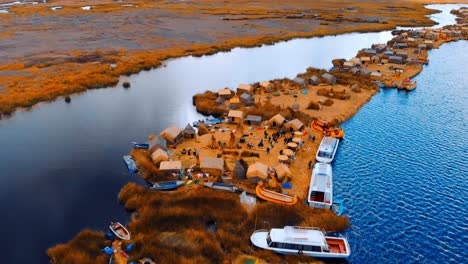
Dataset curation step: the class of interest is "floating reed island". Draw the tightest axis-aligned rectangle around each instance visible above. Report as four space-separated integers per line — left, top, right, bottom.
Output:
48 7 468 264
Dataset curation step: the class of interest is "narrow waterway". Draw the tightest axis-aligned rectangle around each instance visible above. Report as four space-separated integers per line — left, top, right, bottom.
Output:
0 4 465 263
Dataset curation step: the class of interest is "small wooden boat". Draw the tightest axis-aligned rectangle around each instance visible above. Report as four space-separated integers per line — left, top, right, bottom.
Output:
109 222 131 240
323 127 345 139
331 199 344 216
251 226 350 258
148 180 185 191
132 142 149 149
204 182 239 193
256 183 297 205
122 155 138 173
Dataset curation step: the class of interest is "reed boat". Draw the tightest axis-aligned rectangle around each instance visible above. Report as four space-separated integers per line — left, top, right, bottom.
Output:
316 137 339 163
308 163 333 208
312 120 328 133
255 182 297 205
122 155 138 173
203 182 239 193
148 180 185 191
312 120 344 139
400 79 417 91
250 226 350 258
109 222 131 240
132 142 149 149
331 199 344 216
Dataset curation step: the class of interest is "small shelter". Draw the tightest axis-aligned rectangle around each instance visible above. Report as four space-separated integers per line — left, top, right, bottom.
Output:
237 84 253 95
284 119 304 132
183 123 196 139
229 97 240 109
343 61 354 68
292 77 306 88
159 161 182 175
350 57 362 66
370 71 382 80
360 57 371 63
363 49 377 56
309 75 319 85
215 96 225 105
423 40 434 49
228 110 244 124
233 161 246 180
159 126 183 146
245 115 262 126
388 55 404 64
393 42 408 49
267 114 285 128
239 93 254 106
246 162 268 182
394 51 408 60
260 81 274 92
417 43 427 50
200 156 224 177
274 163 292 182
370 55 381 64
218 88 233 99
151 149 168 165
321 73 337 85
350 67 360 75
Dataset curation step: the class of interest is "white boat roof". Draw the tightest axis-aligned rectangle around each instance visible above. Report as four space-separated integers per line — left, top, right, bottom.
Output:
318 137 338 153
270 226 326 247
311 163 332 192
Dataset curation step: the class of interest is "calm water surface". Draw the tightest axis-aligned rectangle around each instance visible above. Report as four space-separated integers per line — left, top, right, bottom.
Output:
0 4 465 263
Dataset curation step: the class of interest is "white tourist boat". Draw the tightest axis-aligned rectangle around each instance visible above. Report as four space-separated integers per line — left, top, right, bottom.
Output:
316 137 339 163
308 162 333 208
250 226 350 258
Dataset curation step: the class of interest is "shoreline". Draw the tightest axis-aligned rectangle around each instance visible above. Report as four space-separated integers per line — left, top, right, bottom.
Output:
0 0 444 117
47 6 468 264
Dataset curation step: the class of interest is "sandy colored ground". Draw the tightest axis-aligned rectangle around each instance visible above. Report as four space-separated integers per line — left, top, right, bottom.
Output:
0 0 445 115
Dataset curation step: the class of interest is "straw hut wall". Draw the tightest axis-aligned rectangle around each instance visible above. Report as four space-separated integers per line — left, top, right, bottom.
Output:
246 162 268 182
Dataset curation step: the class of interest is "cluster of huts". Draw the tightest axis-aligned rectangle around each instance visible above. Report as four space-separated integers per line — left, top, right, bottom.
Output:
216 84 257 110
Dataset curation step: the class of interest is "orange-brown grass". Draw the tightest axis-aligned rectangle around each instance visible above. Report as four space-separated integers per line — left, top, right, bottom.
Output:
47 229 109 264
192 91 227 117
50 182 349 263
131 149 172 182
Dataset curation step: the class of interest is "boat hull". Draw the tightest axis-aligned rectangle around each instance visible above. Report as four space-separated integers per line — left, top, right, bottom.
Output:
256 184 297 205
149 181 185 191
204 182 238 193
250 231 350 258
109 222 131 240
123 155 138 173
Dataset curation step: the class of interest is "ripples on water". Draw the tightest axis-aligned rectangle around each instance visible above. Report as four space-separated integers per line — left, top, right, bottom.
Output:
334 41 468 263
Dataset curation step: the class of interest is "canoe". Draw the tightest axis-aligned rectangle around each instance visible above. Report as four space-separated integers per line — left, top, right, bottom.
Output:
148 180 185 191
122 155 138 173
132 142 149 149
331 199 344 216
255 183 297 205
204 182 239 193
109 222 131 240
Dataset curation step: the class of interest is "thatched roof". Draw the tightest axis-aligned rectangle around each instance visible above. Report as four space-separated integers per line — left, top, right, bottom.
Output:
183 123 196 134
151 149 169 164
160 126 182 142
237 84 253 93
233 161 246 179
228 110 244 118
159 160 182 171
245 115 262 123
267 114 285 126
200 157 224 171
275 163 292 179
218 88 232 96
259 81 271 88
284 119 304 131
246 162 268 180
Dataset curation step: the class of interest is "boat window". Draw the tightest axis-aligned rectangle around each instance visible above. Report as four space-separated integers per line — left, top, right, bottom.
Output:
318 151 332 158
266 235 272 246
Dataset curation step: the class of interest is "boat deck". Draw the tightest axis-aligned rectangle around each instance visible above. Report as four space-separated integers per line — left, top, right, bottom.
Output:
326 238 347 254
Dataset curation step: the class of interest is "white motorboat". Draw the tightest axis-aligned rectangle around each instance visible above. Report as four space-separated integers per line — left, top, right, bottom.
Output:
316 137 339 163
308 162 333 208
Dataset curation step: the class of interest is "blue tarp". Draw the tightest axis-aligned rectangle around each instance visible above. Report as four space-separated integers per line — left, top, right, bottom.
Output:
282 182 292 189
102 246 114 255
126 243 134 252
301 90 308 94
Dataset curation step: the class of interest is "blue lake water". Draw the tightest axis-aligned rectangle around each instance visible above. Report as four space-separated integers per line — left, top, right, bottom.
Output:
0 3 466 263
335 40 468 263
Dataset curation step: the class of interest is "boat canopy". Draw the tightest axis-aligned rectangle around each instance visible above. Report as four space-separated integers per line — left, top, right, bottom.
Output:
270 227 326 247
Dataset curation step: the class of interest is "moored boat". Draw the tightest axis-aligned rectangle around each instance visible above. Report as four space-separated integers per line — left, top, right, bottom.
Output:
250 226 350 258
255 182 297 205
122 155 138 173
204 182 239 193
148 180 185 191
132 142 150 149
331 199 344 216
316 137 339 163
323 127 345 139
308 163 333 208
312 120 344 139
109 222 131 240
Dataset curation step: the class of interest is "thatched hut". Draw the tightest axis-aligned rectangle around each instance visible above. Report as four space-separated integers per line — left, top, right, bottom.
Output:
159 126 183 146
309 75 319 86
183 123 196 139
394 51 408 60
293 77 306 88
245 115 262 126
159 161 182 175
267 114 285 128
284 119 304 132
370 71 382 80
363 49 377 56
370 55 381 64
151 149 168 165
229 97 240 109
321 73 337 85
237 84 253 95
240 93 254 106
260 81 274 92
228 110 244 124
246 162 268 182
233 161 246 180
388 56 404 64
200 156 224 177
274 163 292 182
218 88 233 99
